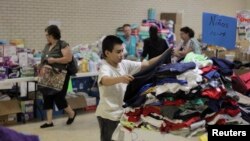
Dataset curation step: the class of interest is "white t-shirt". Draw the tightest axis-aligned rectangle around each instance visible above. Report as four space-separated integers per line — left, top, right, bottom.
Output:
95 59 142 121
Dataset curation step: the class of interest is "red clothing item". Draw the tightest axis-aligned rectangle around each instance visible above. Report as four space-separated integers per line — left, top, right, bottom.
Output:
202 86 227 100
239 72 250 84
205 111 223 123
224 108 241 117
142 106 161 116
205 108 240 123
224 99 238 106
216 119 226 125
232 72 250 95
125 107 143 116
239 72 250 91
160 117 200 132
125 115 141 122
163 99 186 106
201 66 218 74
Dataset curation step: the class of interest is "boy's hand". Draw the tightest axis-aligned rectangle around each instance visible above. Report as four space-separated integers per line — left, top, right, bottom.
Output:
119 75 134 84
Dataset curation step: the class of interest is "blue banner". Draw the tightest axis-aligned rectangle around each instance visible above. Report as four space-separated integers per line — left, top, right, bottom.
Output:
202 12 237 49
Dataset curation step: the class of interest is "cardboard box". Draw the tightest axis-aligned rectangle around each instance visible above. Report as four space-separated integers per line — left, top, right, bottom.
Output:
83 96 97 112
203 50 215 58
67 96 87 110
0 100 21 116
217 50 227 59
237 39 250 48
0 114 17 125
85 96 96 106
234 47 250 63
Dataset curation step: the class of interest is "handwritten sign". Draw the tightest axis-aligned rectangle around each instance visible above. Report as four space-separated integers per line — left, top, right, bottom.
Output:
202 12 237 49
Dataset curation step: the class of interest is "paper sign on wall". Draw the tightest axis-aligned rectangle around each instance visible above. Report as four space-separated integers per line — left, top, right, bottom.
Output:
202 12 237 49
237 10 250 27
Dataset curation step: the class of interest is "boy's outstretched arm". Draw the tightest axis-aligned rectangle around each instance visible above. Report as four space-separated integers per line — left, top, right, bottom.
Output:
100 75 134 86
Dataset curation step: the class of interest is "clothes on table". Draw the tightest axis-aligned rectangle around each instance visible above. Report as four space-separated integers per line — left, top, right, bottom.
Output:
119 53 248 138
183 52 213 68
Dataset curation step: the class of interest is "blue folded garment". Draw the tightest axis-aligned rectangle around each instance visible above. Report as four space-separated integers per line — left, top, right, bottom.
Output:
204 70 220 80
211 57 234 76
156 62 196 75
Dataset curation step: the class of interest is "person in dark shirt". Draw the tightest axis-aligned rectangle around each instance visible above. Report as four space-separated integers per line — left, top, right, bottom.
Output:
141 26 169 61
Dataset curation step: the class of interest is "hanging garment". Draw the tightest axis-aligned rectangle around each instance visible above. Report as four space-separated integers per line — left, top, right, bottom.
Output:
123 48 172 107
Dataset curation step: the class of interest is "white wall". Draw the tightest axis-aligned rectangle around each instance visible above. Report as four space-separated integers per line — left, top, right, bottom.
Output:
0 0 247 50
247 0 250 9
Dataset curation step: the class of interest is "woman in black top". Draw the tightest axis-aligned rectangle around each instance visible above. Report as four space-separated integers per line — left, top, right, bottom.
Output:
39 25 76 128
141 26 169 61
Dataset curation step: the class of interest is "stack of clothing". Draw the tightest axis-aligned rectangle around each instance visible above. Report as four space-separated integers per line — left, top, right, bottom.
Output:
0 66 8 80
120 53 247 138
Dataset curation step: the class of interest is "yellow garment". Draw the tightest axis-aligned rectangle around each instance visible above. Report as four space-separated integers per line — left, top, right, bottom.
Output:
120 120 137 129
142 87 156 95
199 133 208 141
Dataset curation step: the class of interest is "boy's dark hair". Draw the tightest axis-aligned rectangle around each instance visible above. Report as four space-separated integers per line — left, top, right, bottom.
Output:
102 35 123 58
180 26 195 38
123 24 131 29
45 25 61 40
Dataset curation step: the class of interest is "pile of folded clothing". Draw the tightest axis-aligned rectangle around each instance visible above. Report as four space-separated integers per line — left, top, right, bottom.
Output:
120 52 248 137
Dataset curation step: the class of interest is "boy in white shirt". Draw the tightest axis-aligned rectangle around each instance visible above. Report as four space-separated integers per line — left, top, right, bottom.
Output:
96 35 171 141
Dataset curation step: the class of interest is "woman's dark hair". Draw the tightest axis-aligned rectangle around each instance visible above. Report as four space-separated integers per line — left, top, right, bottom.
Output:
149 26 158 40
180 26 195 38
45 25 61 40
123 24 131 29
102 35 123 58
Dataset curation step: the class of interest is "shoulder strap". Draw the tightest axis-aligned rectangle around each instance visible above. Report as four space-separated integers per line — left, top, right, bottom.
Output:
58 40 62 49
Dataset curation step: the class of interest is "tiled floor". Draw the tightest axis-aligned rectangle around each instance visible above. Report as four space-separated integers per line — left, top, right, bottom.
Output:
6 111 204 141
8 112 100 141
